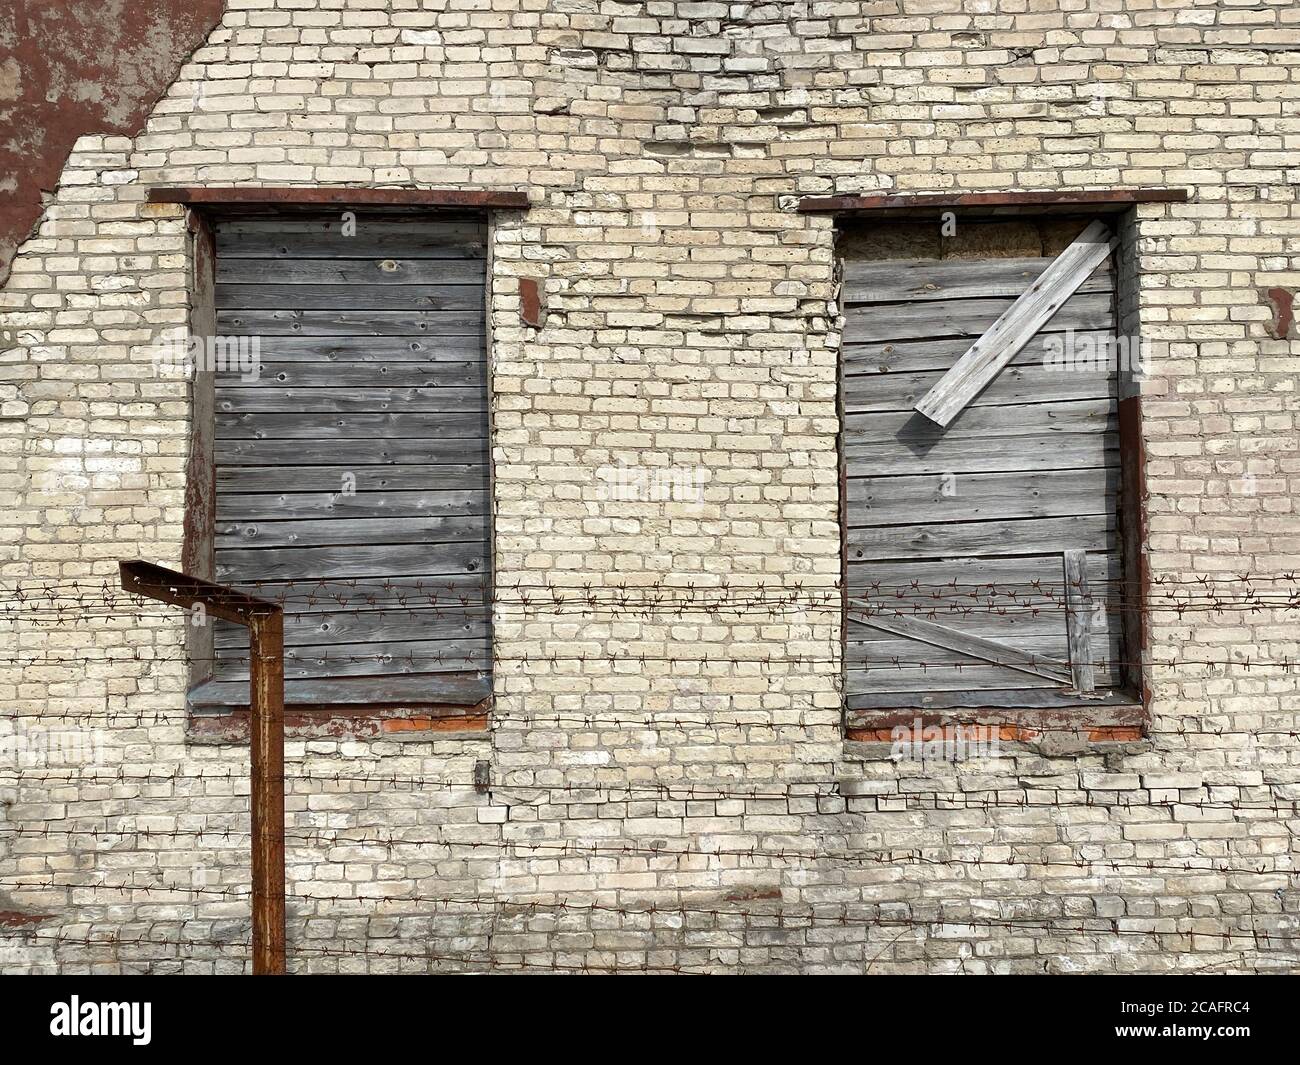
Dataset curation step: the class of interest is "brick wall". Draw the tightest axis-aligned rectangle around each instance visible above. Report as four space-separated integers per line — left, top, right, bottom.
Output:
1 0 1297 973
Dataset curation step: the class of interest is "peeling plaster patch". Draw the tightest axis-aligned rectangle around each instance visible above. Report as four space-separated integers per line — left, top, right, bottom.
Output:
0 0 227 286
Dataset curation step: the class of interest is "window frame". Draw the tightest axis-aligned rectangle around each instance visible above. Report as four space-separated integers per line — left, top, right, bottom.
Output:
163 187 524 736
802 191 1187 740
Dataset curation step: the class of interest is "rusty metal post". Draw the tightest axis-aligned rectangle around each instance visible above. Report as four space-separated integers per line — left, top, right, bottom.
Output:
119 560 287 975
248 609 286 974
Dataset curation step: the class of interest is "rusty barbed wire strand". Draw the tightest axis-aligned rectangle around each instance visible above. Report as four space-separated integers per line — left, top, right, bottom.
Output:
2 897 1294 956
1 827 1297 878
3 764 1300 809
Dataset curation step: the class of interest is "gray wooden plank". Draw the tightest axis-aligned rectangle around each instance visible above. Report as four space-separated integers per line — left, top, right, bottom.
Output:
844 433 1116 477
842 256 1112 304
239 336 484 362
217 465 487 491
213 636 490 680
215 412 487 440
219 574 490 611
843 329 1119 375
847 551 1119 596
218 488 488 521
846 513 1115 561
844 362 1113 414
188 672 491 708
841 290 1113 345
847 467 1118 525
216 257 486 286
214 612 489 650
215 512 487 549
1063 548 1096 693
215 387 487 415
214 218 486 259
214 542 487 581
215 283 484 311
845 398 1116 445
216 361 484 389
218 309 485 336
915 220 1118 426
216 439 488 466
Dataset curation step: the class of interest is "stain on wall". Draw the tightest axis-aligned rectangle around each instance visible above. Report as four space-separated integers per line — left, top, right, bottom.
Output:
0 0 225 284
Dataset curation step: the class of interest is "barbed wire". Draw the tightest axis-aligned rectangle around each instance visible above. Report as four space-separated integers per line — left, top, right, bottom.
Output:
1 826 1296 877
2 765 1299 808
2 897 1294 956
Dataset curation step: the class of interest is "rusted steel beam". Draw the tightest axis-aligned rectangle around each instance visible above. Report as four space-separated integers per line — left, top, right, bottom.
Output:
147 186 530 210
797 188 1189 214
120 560 277 625
248 610 286 976
119 560 287 975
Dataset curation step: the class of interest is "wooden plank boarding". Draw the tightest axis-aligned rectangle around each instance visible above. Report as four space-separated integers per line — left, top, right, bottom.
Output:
839 227 1131 709
914 220 1118 427
210 211 492 707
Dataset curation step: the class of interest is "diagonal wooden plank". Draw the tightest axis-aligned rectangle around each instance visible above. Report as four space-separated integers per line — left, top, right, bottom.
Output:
913 220 1118 427
1063 548 1096 692
845 597 1072 684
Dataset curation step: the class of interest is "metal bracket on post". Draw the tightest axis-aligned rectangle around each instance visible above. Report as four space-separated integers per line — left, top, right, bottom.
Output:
119 560 287 975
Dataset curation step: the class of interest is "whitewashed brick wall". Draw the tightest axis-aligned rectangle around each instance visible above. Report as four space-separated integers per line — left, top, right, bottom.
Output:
1 0 1297 973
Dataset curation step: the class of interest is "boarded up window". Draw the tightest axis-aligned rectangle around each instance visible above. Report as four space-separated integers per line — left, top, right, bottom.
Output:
841 218 1137 716
188 212 491 709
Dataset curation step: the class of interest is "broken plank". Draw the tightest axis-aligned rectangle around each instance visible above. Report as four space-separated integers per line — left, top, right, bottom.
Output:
914 220 1118 426
845 601 1073 684
1063 548 1097 693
